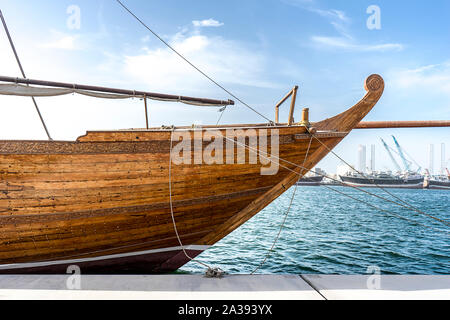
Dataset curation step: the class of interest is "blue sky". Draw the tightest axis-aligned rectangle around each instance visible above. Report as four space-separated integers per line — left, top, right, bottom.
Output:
0 0 449 173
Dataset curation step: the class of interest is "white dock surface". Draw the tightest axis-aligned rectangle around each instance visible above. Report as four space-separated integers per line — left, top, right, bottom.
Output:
0 275 448 300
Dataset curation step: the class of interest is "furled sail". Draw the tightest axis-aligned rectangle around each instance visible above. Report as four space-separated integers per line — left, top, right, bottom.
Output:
0 83 136 99
0 76 234 107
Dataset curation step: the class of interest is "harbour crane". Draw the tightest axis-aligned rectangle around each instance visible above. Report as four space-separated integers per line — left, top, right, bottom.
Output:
391 136 411 171
385 144 415 170
398 147 422 173
391 136 422 173
380 138 402 173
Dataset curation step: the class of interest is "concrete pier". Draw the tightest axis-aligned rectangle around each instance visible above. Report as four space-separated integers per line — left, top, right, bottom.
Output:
0 275 448 300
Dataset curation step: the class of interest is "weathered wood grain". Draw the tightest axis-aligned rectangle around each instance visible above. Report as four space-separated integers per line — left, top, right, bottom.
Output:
0 75 384 273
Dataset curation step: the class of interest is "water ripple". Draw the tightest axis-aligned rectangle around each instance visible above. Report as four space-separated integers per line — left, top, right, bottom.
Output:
181 186 449 275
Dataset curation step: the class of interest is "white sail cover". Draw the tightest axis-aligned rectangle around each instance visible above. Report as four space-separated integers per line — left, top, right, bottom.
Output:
0 83 226 106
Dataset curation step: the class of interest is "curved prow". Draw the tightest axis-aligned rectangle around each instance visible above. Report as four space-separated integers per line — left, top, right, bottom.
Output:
314 74 385 132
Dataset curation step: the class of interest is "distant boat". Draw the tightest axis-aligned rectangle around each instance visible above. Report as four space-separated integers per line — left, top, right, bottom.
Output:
423 168 450 190
321 177 343 186
424 174 450 190
296 168 326 186
296 175 324 186
426 179 450 190
340 172 424 189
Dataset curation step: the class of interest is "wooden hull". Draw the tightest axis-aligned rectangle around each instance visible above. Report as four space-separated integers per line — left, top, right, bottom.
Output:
0 75 384 274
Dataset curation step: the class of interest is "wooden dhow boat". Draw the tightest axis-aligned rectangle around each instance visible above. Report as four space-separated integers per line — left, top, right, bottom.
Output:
0 74 385 274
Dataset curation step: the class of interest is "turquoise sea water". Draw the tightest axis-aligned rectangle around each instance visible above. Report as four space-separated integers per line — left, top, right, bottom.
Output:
181 186 449 275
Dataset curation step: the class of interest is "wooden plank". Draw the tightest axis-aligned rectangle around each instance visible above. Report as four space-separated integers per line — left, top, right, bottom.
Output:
0 75 385 272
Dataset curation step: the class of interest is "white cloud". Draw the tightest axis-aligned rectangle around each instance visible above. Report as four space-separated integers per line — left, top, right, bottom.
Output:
141 35 151 43
283 1 404 52
192 19 224 28
40 31 81 50
390 63 450 94
0 28 144 140
0 31 22 75
281 0 316 7
122 32 276 93
311 36 404 52
312 8 352 38
40 21 110 51
283 0 351 37
41 35 79 50
311 8 348 22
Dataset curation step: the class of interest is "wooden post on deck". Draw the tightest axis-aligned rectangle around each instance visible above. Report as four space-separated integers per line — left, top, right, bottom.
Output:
299 108 310 127
275 85 299 125
288 86 299 126
144 95 149 129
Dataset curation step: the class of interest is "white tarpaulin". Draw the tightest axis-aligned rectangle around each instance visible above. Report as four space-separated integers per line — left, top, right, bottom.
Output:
0 83 137 99
0 83 227 106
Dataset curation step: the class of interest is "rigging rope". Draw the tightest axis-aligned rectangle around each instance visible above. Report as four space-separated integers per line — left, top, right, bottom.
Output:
113 0 449 262
0 10 52 140
218 131 450 234
169 129 225 277
115 0 274 124
216 107 227 126
19 127 446 273
250 135 313 274
224 129 449 228
305 127 450 227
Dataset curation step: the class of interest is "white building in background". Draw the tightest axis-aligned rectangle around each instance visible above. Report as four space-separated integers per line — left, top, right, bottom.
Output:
337 163 352 176
358 145 366 173
441 143 446 175
370 144 376 172
429 144 434 175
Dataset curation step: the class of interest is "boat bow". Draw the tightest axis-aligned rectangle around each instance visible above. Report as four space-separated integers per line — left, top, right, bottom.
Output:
199 75 385 245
